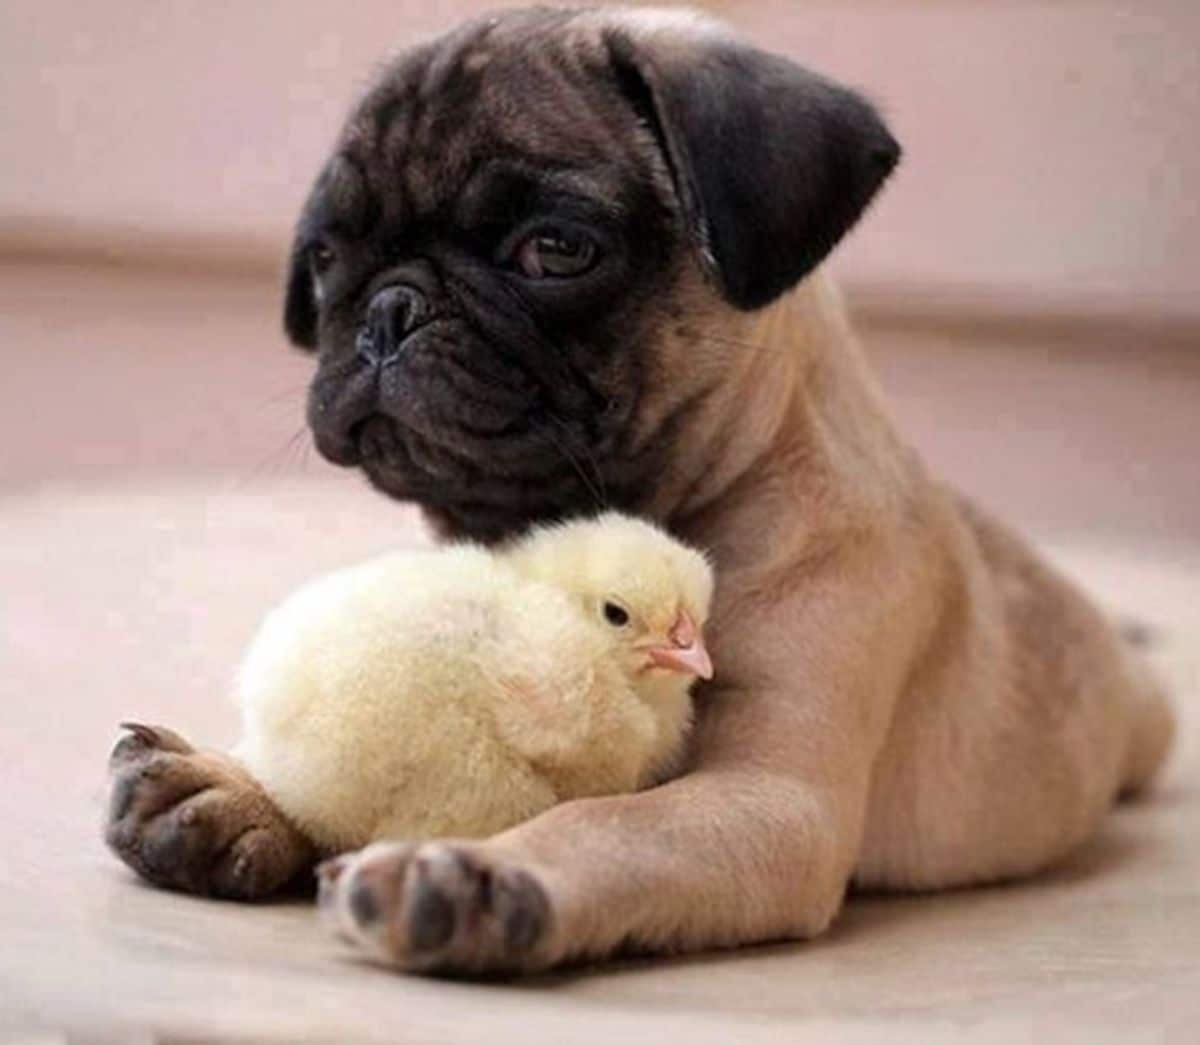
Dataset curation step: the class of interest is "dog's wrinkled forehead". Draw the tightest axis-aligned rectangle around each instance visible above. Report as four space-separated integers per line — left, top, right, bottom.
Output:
287 4 899 344
326 10 671 230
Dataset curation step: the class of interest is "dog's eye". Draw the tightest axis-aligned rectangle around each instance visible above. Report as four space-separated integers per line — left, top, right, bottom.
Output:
308 242 336 276
602 601 630 627
514 229 597 279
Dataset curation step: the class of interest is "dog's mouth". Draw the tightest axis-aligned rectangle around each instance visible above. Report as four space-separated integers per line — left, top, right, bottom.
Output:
346 407 625 540
305 315 640 540
353 414 416 472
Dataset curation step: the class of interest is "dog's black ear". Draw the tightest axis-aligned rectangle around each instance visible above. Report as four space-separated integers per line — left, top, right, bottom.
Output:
282 236 318 349
608 24 900 310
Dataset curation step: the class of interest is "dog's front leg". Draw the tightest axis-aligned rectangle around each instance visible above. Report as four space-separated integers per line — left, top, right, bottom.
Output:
319 574 908 975
320 735 872 974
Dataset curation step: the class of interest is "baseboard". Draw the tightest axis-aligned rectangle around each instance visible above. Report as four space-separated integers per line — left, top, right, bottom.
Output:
847 282 1200 353
4 218 1197 351
0 216 283 279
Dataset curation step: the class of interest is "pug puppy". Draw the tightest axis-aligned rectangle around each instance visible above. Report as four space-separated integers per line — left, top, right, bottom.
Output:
105 6 1174 975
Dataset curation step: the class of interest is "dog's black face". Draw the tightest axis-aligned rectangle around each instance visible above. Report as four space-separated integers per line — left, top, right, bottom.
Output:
284 8 899 542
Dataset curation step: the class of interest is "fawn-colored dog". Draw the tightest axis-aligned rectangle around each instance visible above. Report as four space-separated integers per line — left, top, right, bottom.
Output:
105 7 1173 975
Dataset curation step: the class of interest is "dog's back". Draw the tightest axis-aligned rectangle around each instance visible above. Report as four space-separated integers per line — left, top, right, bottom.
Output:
856 485 1174 891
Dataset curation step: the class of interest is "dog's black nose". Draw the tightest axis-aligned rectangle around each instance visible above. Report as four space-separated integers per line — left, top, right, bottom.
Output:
357 283 430 366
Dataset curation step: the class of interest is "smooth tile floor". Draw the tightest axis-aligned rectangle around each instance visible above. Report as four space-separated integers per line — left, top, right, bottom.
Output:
2 262 1198 1042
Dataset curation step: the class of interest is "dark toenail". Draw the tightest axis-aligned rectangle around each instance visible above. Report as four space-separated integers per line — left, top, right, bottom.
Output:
349 878 381 926
409 876 456 952
109 736 143 768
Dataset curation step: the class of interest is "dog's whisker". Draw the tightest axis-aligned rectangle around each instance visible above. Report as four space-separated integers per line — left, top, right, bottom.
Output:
533 417 606 511
232 426 313 489
285 426 317 476
257 384 310 410
544 411 609 509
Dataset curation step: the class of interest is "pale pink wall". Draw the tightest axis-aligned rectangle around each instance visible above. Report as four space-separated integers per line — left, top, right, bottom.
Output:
3 1 1198 318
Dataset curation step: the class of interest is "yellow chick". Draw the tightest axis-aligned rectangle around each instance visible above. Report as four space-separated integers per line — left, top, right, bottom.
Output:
233 512 714 854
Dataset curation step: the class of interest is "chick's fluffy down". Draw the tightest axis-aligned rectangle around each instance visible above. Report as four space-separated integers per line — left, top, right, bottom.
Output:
234 547 676 853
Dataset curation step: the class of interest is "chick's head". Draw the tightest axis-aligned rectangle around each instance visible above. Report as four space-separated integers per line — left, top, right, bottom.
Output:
503 512 716 686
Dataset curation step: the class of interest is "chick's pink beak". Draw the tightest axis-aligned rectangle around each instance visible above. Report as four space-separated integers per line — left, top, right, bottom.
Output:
647 610 714 680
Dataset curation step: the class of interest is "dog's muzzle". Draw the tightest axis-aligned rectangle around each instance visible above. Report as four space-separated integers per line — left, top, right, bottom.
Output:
309 282 434 465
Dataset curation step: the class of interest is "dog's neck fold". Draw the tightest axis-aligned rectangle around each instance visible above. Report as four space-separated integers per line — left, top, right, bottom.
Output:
663 272 918 572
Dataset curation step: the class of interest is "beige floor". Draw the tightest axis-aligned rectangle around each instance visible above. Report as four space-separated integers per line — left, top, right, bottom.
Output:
2 262 1198 1042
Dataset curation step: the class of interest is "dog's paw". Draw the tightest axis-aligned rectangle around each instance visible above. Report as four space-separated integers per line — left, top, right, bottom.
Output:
317 841 553 976
105 722 313 899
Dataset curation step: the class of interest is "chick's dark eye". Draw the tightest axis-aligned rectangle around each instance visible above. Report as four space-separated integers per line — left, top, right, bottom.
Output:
515 229 597 279
308 242 336 275
603 601 630 627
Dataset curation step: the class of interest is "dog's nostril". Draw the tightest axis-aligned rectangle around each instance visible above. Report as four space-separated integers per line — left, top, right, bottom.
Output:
362 283 430 365
355 327 380 367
